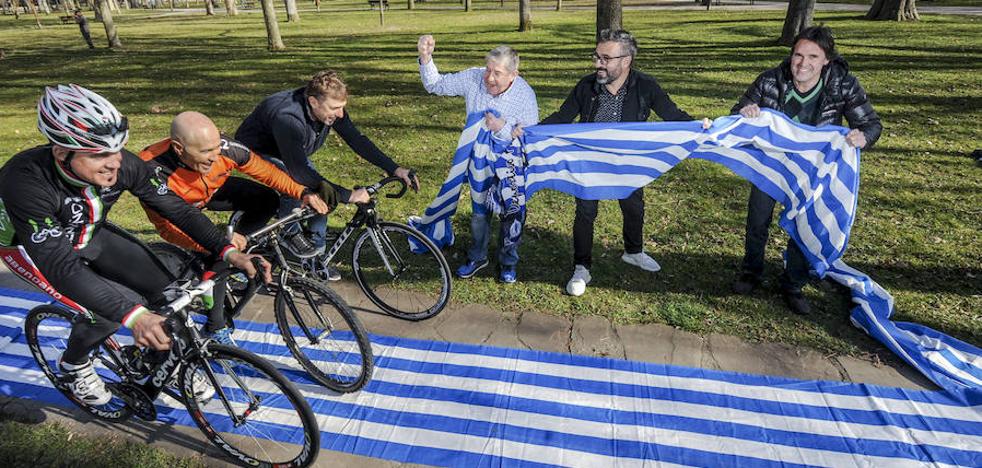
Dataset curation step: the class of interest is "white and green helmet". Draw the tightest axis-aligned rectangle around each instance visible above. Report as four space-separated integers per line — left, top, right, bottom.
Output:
37 83 129 153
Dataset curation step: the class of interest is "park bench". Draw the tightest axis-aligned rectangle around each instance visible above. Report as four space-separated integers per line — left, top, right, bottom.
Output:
60 15 74 24
368 0 388 10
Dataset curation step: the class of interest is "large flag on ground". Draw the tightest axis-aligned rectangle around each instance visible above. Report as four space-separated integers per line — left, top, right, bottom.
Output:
413 109 982 403
0 288 979 467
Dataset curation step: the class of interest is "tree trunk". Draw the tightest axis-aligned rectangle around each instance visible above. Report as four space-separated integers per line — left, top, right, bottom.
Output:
38 0 51 14
867 0 919 20
283 0 298 21
779 0 815 46
93 1 101 20
27 0 42 27
205 0 214 14
315 0 320 11
555 0 561 11
377 0 383 25
596 0 621 40
223 0 236 15
406 0 412 10
170 0 175 10
518 0 531 31
464 0 470 11
96 0 122 47
259 0 284 50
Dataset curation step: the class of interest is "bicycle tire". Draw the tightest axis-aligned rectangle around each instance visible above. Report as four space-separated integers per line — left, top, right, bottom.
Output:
24 305 133 421
181 344 320 468
274 277 373 393
351 221 451 321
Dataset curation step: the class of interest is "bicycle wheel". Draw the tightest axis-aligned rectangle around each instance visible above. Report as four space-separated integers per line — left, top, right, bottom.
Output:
181 344 320 468
352 221 451 321
274 277 373 393
24 305 132 421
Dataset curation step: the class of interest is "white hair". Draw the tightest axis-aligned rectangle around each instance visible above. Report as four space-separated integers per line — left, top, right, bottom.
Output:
486 45 520 73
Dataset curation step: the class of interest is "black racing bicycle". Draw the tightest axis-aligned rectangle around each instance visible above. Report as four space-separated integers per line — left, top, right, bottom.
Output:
297 175 452 321
24 267 320 468
151 213 374 394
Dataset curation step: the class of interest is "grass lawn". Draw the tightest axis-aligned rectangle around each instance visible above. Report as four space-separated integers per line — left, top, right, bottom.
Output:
0 8 979 362
0 418 206 467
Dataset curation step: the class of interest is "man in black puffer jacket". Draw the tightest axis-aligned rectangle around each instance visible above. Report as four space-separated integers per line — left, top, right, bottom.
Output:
731 25 882 315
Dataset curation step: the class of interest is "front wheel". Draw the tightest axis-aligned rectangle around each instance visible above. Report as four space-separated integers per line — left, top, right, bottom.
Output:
181 344 320 468
274 277 373 393
352 221 452 321
23 305 132 421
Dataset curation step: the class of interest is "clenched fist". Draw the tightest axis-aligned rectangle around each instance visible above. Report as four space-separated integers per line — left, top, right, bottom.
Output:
418 35 435 64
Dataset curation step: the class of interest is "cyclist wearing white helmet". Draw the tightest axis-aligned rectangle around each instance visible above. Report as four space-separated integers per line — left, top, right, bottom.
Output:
0 84 271 406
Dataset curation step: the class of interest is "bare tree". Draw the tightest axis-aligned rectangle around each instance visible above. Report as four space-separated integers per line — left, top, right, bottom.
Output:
283 0 298 21
596 0 621 40
518 0 531 31
867 0 919 20
779 0 815 45
27 0 42 27
223 0 237 15
95 0 122 47
259 0 285 50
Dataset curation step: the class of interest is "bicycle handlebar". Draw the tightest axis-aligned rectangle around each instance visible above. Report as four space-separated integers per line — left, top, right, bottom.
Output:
364 175 408 199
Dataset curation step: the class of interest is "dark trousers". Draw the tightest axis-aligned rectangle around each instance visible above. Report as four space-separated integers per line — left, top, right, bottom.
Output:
572 187 645 269
740 185 810 292
79 27 94 48
201 177 278 331
64 228 172 364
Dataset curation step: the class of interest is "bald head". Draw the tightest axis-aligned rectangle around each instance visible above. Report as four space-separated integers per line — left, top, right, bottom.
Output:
170 111 221 174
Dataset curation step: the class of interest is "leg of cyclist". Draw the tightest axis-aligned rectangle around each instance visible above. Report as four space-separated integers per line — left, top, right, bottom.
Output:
199 178 279 342
59 228 173 404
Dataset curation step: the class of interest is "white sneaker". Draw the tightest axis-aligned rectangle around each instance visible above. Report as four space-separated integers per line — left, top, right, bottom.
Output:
566 265 592 296
60 359 112 406
621 252 661 272
169 368 215 403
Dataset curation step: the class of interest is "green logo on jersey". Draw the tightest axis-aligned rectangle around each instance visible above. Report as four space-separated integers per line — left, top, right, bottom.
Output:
0 198 14 247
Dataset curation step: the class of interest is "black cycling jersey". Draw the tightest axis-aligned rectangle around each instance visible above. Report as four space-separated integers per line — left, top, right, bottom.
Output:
0 145 234 325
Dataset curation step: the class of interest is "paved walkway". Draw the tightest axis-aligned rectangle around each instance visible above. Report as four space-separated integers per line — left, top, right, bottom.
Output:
0 267 938 466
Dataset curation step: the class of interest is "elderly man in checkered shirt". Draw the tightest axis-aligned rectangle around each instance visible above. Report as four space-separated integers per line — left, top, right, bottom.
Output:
417 35 539 284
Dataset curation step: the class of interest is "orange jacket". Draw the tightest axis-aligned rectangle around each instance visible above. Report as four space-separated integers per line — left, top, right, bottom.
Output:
140 135 306 252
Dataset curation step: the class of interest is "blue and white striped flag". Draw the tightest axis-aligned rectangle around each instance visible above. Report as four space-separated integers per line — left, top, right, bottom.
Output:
414 109 981 403
1 288 979 467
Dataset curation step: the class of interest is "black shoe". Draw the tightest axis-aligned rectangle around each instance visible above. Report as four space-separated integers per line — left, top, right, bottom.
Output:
782 290 811 315
283 231 320 258
732 274 760 295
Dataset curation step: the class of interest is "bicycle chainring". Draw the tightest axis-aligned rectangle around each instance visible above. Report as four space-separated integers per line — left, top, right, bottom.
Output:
112 382 157 421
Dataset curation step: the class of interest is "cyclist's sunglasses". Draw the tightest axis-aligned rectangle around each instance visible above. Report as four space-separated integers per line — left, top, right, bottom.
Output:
89 116 128 136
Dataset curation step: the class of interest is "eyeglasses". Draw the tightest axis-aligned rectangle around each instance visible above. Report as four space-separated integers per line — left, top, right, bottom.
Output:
591 52 629 65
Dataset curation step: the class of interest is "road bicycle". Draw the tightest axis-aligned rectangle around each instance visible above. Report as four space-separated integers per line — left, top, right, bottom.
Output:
151 211 374 394
24 267 320 467
294 175 452 321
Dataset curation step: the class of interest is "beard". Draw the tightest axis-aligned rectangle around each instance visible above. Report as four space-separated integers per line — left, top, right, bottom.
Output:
595 69 610 84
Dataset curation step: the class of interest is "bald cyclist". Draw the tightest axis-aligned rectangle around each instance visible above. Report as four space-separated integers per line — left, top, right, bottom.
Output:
139 111 330 343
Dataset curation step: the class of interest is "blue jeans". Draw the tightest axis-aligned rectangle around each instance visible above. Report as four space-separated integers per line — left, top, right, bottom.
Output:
467 211 525 267
265 157 329 250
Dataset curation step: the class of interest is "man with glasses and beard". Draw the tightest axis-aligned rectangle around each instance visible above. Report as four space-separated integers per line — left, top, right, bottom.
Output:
541 29 708 297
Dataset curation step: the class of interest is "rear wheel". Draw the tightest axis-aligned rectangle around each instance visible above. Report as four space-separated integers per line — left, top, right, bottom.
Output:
23 305 133 421
182 344 320 467
274 277 373 393
352 221 451 321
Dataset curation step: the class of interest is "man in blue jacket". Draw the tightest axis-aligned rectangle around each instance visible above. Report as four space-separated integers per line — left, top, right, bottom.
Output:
236 70 419 281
